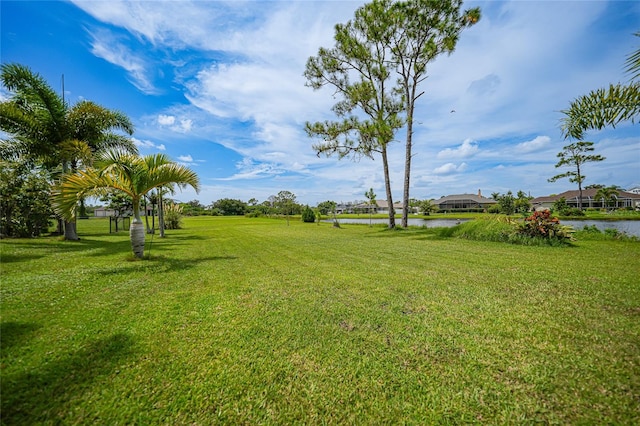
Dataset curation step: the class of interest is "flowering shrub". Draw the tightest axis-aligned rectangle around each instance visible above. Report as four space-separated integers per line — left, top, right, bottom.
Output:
518 210 574 241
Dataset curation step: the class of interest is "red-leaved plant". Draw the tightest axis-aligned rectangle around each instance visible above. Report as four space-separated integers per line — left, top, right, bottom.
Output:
518 210 574 240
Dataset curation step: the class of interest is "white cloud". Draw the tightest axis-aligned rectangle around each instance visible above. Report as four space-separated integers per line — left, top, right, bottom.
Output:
437 139 479 159
433 162 468 175
178 119 193 133
157 114 175 126
132 137 165 151
515 136 551 153
156 114 193 134
177 154 193 162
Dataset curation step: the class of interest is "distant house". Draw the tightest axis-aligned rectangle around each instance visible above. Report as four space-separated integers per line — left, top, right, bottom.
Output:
434 191 497 212
93 207 118 217
371 200 404 215
93 205 154 217
531 189 640 210
338 200 404 215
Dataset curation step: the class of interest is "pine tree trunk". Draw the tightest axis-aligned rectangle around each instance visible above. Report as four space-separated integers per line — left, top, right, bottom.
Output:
382 146 395 229
402 112 414 228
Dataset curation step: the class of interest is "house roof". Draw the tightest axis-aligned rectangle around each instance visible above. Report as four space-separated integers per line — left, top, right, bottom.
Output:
531 189 640 203
373 200 402 209
435 194 497 205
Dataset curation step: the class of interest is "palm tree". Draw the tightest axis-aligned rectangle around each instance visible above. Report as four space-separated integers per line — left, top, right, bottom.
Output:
0 63 136 240
52 150 200 258
595 186 619 211
560 32 639 140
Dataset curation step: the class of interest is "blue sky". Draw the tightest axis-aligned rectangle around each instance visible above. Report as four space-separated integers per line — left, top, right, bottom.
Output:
2 0 639 206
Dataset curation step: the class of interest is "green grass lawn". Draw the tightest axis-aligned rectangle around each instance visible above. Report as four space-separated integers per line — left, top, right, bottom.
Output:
1 216 639 424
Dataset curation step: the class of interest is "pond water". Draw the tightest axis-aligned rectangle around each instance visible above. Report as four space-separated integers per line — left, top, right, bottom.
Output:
562 220 640 237
329 218 469 227
330 218 640 237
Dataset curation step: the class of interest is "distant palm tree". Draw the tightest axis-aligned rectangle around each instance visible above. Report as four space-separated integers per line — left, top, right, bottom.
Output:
595 186 619 211
53 151 200 258
0 63 136 239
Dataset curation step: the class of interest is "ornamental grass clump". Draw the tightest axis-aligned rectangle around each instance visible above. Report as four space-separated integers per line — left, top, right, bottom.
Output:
517 210 575 243
163 203 184 229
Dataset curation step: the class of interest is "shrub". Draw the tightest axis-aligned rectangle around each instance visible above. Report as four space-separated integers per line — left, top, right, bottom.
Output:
565 207 585 216
301 205 316 223
487 204 501 214
517 210 574 241
0 162 53 238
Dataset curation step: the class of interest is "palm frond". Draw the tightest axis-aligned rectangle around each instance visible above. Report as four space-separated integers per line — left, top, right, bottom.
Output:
560 83 640 139
624 31 640 82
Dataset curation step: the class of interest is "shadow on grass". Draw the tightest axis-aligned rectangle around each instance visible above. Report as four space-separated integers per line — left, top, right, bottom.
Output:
0 321 42 350
144 254 238 273
1 333 136 424
0 252 48 263
1 237 132 257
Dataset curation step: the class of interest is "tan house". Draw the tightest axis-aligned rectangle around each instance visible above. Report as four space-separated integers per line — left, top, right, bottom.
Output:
531 189 640 210
351 200 404 215
434 190 497 212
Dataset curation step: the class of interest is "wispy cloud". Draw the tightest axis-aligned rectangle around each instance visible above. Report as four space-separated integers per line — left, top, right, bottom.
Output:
216 157 286 181
87 28 158 95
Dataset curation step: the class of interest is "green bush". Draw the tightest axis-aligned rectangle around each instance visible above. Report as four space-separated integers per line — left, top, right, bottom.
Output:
301 205 316 223
487 204 501 214
0 162 53 237
564 207 585 216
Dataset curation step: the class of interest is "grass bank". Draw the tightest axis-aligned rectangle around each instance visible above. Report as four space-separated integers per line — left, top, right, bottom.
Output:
1 216 639 424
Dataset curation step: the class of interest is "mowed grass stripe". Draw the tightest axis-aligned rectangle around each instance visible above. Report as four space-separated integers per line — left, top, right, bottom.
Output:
1 216 639 424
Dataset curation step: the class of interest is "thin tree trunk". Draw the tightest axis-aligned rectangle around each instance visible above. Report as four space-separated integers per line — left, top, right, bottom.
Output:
382 146 395 229
144 198 152 234
402 81 419 228
159 190 165 238
402 113 414 228
577 164 583 210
